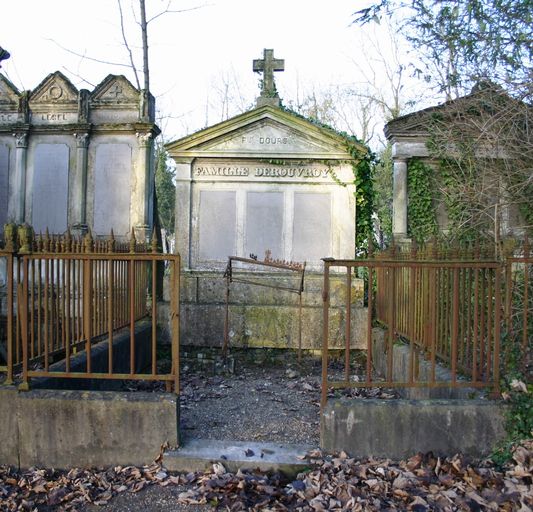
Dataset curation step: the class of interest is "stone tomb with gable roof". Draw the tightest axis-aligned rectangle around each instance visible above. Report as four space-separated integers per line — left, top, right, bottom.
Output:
164 50 369 350
0 71 159 239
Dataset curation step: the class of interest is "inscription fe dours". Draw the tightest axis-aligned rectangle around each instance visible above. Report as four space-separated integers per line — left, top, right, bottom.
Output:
195 165 330 178
241 135 294 145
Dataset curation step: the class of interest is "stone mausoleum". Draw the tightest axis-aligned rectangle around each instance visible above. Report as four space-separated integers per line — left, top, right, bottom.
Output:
0 71 158 239
166 50 368 350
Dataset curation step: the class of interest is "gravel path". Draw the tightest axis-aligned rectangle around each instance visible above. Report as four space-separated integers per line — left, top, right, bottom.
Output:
179 352 322 446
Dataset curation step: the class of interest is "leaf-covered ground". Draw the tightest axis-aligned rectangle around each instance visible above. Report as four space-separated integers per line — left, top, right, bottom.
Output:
1 440 531 511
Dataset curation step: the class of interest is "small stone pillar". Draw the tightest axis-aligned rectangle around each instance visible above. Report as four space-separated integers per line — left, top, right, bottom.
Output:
133 131 153 240
72 132 90 234
174 158 193 267
10 131 28 223
393 157 408 239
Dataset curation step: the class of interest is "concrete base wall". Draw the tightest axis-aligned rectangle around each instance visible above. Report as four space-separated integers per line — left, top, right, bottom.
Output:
321 398 507 459
159 270 368 350
0 387 179 468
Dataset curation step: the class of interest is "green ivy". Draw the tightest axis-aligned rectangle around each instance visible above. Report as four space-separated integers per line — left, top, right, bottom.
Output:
407 158 438 243
438 158 488 242
350 146 376 255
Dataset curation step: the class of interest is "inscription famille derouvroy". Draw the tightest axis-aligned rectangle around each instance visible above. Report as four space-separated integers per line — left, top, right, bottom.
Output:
195 165 330 179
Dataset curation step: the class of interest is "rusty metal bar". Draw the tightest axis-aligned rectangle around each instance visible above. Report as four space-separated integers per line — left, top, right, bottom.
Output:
472 267 480 382
129 259 135 375
44 258 50 371
522 241 530 356
492 265 502 397
171 257 180 395
108 259 114 374
451 267 459 384
344 267 351 383
65 258 71 373
387 264 396 383
30 259 35 359
321 260 331 410
366 265 374 386
83 258 92 373
19 257 30 390
5 253 14 384
151 259 157 375
298 292 302 362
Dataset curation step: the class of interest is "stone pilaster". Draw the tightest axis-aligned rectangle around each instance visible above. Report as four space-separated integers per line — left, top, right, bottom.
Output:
72 132 90 234
174 159 193 267
9 131 28 223
133 131 153 241
392 157 408 239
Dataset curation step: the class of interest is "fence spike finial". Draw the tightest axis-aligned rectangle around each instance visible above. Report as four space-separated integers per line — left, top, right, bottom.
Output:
17 224 33 254
151 226 159 254
107 229 116 253
3 222 17 252
84 229 93 253
129 227 136 254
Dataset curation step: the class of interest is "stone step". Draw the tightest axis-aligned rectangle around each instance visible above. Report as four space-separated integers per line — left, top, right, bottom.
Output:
163 438 316 478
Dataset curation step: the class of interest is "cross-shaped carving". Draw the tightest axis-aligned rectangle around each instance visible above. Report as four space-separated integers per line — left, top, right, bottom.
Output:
107 83 123 98
253 49 284 98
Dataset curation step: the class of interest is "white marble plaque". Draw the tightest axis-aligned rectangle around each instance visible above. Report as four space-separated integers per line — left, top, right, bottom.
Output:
198 190 236 260
293 192 331 262
93 143 132 236
0 144 9 231
32 144 69 234
245 191 283 259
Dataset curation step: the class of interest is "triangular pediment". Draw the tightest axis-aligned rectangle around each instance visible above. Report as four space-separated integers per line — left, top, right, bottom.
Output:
166 106 365 160
30 71 78 104
91 74 139 104
385 84 528 140
0 74 20 106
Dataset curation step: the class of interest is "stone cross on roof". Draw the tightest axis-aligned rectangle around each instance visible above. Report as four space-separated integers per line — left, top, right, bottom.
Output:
253 48 284 107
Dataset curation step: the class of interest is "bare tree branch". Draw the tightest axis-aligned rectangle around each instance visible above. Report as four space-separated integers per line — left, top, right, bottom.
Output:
147 2 209 24
117 0 141 89
46 38 138 70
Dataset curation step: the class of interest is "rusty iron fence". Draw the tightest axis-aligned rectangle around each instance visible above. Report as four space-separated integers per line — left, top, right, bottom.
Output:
321 239 532 408
223 251 306 358
0 225 180 392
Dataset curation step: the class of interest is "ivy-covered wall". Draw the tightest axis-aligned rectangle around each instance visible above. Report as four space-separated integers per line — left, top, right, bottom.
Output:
406 158 438 243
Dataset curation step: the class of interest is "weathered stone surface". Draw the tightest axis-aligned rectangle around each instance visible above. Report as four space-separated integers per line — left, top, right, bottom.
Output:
179 303 368 350
321 398 507 459
0 388 178 468
0 387 19 466
92 142 132 237
177 272 363 308
31 143 69 233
